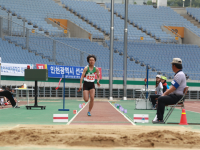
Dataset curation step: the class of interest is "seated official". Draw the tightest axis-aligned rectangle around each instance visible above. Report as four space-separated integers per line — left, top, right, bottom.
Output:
161 76 169 93
0 88 19 108
6 89 18 105
153 58 186 123
149 75 163 109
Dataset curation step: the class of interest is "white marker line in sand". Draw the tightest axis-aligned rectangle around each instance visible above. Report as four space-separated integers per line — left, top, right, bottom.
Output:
10 124 20 130
108 101 135 125
1 124 20 131
67 101 90 125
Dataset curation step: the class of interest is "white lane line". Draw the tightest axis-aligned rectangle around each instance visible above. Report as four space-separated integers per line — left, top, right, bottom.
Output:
67 101 90 125
108 101 135 125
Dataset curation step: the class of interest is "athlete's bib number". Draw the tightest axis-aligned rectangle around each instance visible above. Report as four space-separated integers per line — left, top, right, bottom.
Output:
87 75 95 81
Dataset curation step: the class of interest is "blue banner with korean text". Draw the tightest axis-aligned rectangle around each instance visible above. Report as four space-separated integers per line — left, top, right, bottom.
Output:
47 65 84 78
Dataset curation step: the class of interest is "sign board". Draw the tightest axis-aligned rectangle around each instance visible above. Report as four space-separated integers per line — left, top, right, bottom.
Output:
1 63 33 76
175 37 179 40
25 69 48 81
64 30 68 33
47 65 102 79
164 26 184 38
32 29 35 33
53 114 68 122
133 114 149 123
140 37 144 40
36 64 47 69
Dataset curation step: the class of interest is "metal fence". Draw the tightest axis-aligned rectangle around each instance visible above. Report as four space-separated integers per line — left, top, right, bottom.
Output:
1 84 199 99
102 69 158 78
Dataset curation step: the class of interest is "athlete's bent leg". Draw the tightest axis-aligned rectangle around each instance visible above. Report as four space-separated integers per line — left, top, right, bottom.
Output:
83 90 89 102
88 89 95 112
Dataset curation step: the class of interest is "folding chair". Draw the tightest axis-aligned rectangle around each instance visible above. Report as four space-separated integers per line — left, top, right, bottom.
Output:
163 86 189 124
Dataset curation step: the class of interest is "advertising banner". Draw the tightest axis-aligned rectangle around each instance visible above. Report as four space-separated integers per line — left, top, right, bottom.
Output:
1 63 33 76
47 65 102 79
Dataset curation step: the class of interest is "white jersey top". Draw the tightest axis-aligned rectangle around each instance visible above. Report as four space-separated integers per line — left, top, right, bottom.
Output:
171 70 186 96
156 82 163 95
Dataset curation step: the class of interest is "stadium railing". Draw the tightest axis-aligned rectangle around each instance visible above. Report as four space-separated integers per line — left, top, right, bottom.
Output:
0 83 198 99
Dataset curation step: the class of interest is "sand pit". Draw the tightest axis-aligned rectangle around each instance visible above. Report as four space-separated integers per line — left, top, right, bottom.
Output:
1 125 200 149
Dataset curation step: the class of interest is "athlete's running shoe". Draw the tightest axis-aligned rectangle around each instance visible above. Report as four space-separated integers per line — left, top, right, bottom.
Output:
87 112 91 116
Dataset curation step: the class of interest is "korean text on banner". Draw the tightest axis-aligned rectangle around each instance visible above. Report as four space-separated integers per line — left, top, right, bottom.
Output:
1 63 33 76
47 65 102 79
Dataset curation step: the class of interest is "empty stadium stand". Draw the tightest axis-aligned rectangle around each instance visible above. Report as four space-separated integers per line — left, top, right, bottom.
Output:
61 0 155 42
4 33 200 80
106 40 200 80
105 3 200 42
3 35 157 78
186 8 200 28
0 39 55 65
0 0 200 80
0 0 103 38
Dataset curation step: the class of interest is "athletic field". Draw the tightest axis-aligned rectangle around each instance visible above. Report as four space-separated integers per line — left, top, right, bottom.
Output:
1 99 200 150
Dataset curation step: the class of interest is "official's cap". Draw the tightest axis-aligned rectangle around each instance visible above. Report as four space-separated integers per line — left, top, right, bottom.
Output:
171 58 182 64
156 75 161 78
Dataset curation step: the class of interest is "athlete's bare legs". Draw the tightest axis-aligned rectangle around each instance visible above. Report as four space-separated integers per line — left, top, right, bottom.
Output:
88 89 95 112
83 90 89 102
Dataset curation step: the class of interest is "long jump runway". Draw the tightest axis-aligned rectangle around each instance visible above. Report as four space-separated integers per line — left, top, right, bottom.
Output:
184 101 200 113
69 101 134 125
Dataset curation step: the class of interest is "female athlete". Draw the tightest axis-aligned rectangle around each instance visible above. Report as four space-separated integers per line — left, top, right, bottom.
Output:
78 55 100 116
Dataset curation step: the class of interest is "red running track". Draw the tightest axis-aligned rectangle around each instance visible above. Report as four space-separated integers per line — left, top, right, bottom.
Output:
183 101 200 113
70 101 133 125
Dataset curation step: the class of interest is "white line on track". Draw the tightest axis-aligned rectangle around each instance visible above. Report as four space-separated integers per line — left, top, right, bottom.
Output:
67 101 90 125
108 101 135 125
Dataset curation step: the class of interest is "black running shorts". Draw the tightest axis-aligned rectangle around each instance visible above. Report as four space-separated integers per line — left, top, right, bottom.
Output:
83 81 95 91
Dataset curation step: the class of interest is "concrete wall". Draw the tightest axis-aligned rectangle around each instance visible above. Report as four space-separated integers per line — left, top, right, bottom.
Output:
182 27 200 46
45 18 91 40
161 26 182 44
172 8 187 15
67 20 92 40
157 0 167 8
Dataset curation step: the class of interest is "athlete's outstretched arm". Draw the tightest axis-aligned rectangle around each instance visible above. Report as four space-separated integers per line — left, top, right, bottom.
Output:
78 67 87 92
96 68 100 87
